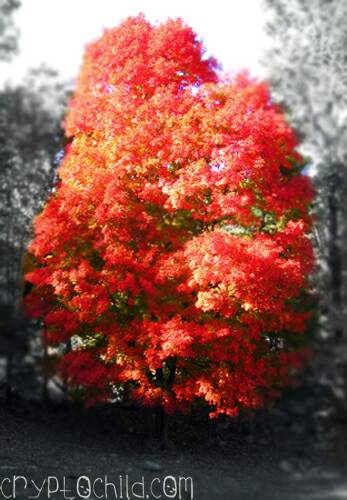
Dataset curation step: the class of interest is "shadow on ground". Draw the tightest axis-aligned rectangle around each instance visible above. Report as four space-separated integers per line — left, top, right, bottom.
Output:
0 392 346 500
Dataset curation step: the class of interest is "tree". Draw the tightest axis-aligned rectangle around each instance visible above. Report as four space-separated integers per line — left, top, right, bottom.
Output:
25 15 314 419
0 66 67 304
0 0 21 320
264 0 347 341
0 0 20 61
0 0 21 399
0 66 68 399
0 0 68 400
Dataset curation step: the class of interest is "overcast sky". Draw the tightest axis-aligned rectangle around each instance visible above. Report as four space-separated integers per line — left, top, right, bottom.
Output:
2 0 269 84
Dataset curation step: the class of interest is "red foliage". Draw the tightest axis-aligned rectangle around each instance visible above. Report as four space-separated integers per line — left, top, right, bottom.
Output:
25 15 314 417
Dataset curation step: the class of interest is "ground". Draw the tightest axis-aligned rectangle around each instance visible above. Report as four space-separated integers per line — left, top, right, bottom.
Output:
0 390 346 500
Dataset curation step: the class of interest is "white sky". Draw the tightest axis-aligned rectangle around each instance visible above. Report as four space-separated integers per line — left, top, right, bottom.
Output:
2 0 269 85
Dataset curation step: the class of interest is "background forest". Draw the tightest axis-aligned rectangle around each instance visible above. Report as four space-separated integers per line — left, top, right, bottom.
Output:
0 1 346 499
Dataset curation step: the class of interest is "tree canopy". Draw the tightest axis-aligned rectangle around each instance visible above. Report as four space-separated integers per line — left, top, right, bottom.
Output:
25 15 314 417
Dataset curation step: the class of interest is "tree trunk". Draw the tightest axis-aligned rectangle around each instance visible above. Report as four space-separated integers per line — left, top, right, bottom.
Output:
152 358 176 447
6 352 13 403
42 329 50 404
62 338 71 397
327 172 343 341
153 406 168 444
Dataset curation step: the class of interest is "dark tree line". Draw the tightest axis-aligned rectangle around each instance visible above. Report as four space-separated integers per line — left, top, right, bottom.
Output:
265 0 347 415
265 0 347 341
0 1 69 399
0 67 68 310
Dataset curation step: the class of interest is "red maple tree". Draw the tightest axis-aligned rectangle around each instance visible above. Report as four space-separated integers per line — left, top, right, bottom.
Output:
25 15 314 417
